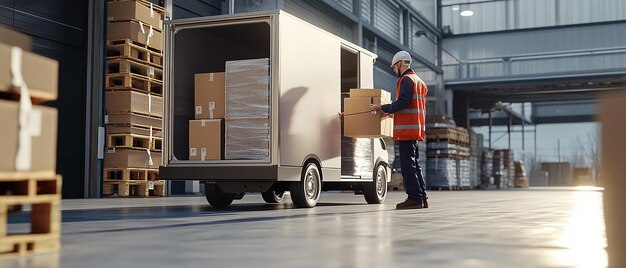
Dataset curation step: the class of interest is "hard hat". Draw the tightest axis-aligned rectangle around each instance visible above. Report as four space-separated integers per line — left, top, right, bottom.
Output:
390 51 412 67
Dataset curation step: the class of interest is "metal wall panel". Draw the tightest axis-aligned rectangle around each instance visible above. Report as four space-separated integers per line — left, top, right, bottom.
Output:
362 0 371 23
375 0 401 41
173 0 222 19
334 0 353 12
410 18 437 64
406 0 437 25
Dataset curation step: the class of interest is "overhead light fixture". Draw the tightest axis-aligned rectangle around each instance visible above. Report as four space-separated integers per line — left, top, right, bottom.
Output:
452 5 460 11
460 10 474 17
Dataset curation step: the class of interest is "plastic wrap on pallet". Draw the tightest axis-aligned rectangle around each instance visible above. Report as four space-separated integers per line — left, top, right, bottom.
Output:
225 58 270 119
341 137 373 176
459 159 471 187
225 118 270 160
426 157 457 187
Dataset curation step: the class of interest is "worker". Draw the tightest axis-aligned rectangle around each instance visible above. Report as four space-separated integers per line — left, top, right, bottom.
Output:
371 51 428 210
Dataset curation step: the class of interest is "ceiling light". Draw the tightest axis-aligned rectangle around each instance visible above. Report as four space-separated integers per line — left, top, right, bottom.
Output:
460 10 474 17
452 5 460 11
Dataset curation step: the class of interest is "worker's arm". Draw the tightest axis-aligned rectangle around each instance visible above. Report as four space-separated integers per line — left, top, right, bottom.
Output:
381 77 414 114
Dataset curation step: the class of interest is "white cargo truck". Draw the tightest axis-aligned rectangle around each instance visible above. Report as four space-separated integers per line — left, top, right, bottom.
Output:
160 11 391 208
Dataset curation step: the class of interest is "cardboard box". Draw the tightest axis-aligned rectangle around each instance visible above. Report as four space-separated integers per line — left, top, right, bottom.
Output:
106 90 163 118
194 73 225 120
225 118 270 160
0 99 57 175
189 119 222 161
0 42 58 102
350 88 391 102
343 97 393 138
107 21 163 51
107 1 163 30
0 26 31 50
104 148 161 169
225 58 270 119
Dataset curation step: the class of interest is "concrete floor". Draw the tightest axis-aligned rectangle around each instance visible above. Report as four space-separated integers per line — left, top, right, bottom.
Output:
2 187 606 268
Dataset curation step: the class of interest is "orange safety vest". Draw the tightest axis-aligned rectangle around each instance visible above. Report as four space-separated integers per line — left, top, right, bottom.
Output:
393 70 427 141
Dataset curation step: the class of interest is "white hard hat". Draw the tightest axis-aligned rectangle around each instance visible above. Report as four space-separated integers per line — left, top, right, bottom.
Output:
390 51 412 67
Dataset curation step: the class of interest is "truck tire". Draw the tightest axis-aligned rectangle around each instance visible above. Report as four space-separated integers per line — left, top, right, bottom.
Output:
262 190 285 204
205 183 235 208
364 164 387 204
290 163 321 208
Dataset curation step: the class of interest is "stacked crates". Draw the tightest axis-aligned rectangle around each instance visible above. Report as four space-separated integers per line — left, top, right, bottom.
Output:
103 0 165 197
425 115 471 190
0 27 61 255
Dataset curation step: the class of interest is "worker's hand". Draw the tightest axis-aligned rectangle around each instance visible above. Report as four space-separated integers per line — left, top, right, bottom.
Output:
337 112 344 120
370 103 382 112
381 112 390 118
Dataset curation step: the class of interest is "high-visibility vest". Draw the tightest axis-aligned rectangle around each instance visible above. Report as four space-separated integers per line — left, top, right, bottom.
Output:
393 70 427 141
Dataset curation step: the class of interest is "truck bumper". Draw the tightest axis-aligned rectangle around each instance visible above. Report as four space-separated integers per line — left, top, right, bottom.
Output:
159 165 278 181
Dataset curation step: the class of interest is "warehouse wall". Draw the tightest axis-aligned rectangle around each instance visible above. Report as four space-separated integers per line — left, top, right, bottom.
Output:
0 0 88 198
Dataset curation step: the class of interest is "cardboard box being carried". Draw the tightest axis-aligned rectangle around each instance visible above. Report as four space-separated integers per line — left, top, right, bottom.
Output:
107 21 163 51
0 99 57 176
106 90 163 118
194 73 225 120
343 89 393 138
0 42 58 102
107 0 163 30
189 119 222 161
104 148 161 169
0 26 31 50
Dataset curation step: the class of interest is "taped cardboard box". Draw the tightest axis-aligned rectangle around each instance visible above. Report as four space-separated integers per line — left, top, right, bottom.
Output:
0 26 31 50
0 99 57 175
0 42 58 102
225 58 270 119
344 91 393 138
104 148 161 169
189 119 222 161
108 1 163 30
106 90 163 118
350 88 391 102
107 21 163 51
194 73 225 120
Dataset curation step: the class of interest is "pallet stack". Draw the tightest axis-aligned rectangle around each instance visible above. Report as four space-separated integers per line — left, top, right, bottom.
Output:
425 115 470 190
103 0 166 197
469 131 483 189
493 149 514 189
481 149 496 189
0 26 61 256
514 161 529 188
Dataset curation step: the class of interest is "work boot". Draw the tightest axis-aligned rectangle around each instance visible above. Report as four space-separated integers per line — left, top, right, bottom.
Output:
396 197 424 209
422 198 429 208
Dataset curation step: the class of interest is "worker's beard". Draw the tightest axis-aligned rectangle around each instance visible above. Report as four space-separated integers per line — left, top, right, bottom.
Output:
395 68 402 78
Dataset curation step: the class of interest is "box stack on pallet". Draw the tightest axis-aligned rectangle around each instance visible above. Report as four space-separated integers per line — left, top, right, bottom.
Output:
514 161 529 188
0 26 61 256
469 131 483 189
481 149 496 189
492 150 506 189
104 0 166 197
493 149 514 189
425 115 470 190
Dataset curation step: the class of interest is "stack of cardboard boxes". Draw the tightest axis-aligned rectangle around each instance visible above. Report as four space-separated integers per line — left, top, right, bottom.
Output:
189 58 271 161
493 149 515 189
103 0 165 197
0 27 61 256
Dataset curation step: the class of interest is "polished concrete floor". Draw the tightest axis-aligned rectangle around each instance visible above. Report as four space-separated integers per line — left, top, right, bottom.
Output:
2 187 606 268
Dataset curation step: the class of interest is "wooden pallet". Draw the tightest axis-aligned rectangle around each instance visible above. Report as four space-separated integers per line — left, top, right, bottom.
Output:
106 133 162 151
106 37 162 54
0 174 61 257
388 185 404 191
106 39 163 67
106 58 163 81
104 168 159 181
107 124 163 138
105 112 163 130
105 73 163 96
103 180 165 197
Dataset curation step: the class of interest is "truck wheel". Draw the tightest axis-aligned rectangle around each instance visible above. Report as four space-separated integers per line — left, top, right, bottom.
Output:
205 183 234 208
261 190 285 204
290 163 321 208
364 164 387 204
